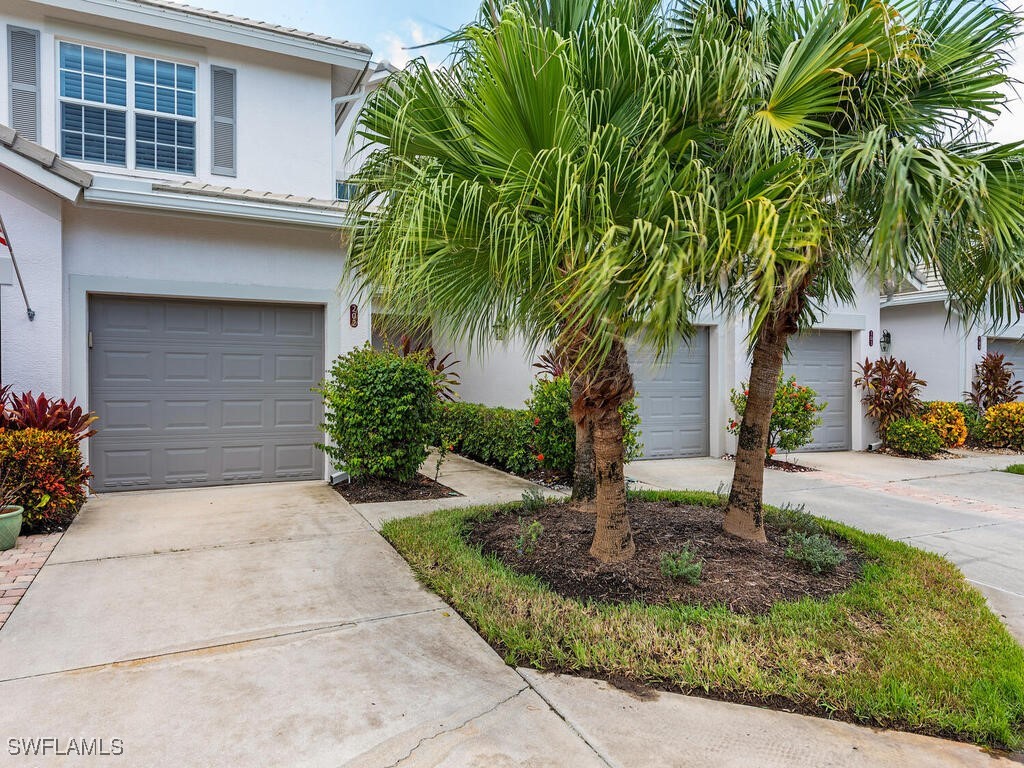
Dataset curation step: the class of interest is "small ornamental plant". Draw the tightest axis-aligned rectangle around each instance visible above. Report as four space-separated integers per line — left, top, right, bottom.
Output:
854 357 926 442
528 374 643 474
0 428 92 533
885 417 943 457
983 402 1024 451
728 376 825 460
921 402 968 448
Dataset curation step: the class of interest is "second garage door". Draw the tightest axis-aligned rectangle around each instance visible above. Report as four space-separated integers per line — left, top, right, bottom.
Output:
782 331 852 451
986 339 1024 396
630 329 710 459
89 296 325 492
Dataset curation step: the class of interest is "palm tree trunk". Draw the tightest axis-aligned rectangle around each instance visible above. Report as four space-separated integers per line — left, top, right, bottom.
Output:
589 402 634 561
568 337 635 563
723 324 788 542
571 376 596 506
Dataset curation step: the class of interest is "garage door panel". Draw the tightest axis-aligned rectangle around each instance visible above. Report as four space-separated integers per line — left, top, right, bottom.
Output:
89 297 325 491
986 339 1024 398
631 329 710 459
782 331 851 452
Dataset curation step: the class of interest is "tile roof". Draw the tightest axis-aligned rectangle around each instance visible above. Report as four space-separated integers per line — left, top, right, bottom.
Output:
0 124 94 188
124 0 371 54
152 180 344 212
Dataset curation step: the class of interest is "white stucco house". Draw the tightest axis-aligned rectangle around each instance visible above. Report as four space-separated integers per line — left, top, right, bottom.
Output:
0 0 886 498
0 0 382 492
447 283 883 459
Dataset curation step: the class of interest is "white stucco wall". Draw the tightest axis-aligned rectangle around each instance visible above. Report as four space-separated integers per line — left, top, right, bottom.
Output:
1 0 340 199
442 333 538 410
0 167 65 396
880 302 977 402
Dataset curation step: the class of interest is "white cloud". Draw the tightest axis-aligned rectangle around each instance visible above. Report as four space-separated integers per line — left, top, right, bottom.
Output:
377 20 446 70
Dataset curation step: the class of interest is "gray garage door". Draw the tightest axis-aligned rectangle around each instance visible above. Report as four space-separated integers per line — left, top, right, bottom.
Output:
630 329 710 459
89 296 325 492
782 331 852 451
987 339 1024 397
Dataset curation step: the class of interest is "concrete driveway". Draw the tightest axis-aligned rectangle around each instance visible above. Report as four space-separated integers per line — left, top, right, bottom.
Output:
626 449 1024 641
0 455 1017 766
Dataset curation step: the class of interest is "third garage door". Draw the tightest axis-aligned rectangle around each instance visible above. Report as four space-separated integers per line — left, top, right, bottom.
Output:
782 330 852 451
89 296 325 492
630 329 710 459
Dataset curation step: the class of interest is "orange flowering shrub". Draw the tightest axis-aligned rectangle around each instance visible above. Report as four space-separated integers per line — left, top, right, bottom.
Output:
0 428 92 533
921 402 968 448
983 402 1024 452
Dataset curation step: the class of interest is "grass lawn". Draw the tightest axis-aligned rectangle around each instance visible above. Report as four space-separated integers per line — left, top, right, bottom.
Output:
382 490 1024 748
1003 464 1024 475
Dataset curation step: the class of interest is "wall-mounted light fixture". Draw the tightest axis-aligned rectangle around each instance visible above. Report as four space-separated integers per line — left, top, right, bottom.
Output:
879 329 892 356
978 335 983 351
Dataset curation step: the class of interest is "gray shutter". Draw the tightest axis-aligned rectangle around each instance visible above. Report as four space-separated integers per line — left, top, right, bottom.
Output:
8 27 40 142
210 66 236 176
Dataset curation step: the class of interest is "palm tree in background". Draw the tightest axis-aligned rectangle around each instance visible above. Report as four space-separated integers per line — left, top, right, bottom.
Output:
663 0 1024 542
344 0 817 561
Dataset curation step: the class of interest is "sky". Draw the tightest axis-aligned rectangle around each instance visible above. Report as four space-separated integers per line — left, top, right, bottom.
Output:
186 0 481 68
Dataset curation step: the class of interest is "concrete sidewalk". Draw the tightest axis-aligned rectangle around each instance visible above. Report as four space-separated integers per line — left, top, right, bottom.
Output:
626 450 1024 641
0 459 1017 766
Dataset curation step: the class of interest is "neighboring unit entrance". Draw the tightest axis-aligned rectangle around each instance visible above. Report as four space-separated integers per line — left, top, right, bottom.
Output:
88 296 325 491
782 330 852 451
630 328 710 459
987 339 1024 393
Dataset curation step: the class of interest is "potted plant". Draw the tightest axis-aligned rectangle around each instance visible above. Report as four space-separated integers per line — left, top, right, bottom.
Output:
0 469 26 551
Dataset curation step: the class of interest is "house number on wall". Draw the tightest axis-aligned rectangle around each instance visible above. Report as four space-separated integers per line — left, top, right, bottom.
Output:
349 304 359 328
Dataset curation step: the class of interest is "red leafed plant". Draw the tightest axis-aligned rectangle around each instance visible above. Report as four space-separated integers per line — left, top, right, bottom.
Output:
854 357 927 443
4 391 98 442
967 352 1024 411
399 336 461 402
533 349 567 380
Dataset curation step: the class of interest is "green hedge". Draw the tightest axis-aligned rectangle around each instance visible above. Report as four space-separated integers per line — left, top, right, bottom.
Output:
435 401 538 475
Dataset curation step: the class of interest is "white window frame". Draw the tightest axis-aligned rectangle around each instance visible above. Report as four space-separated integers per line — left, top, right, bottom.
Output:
54 38 199 176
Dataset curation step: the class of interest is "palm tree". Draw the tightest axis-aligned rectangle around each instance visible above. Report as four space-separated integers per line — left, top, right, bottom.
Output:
665 0 1024 541
344 0 806 561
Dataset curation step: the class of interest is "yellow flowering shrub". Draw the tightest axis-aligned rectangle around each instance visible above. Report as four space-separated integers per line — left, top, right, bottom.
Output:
983 402 1024 451
921 402 968 448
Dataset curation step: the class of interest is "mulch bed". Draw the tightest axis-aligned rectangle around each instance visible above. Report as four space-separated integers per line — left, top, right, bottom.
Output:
333 474 461 504
468 500 861 614
722 455 817 473
871 447 961 461
523 467 572 490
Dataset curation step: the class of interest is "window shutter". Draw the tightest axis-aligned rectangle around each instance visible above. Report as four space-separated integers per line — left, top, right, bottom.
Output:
8 27 40 142
210 66 236 176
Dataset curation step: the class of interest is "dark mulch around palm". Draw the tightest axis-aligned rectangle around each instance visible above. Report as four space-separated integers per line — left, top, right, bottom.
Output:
722 454 817 472
469 500 861 614
333 474 461 504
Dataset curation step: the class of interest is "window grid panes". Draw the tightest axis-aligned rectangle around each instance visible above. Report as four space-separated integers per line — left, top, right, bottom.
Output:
57 41 196 175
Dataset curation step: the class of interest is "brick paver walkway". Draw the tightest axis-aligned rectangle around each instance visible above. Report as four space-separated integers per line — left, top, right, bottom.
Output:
0 533 62 630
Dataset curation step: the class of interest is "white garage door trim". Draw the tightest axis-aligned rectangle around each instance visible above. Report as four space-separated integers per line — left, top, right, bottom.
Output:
782 330 852 452
630 329 711 459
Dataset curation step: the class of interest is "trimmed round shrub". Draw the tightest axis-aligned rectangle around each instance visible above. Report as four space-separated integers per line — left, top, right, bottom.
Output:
885 417 943 457
921 401 968 448
954 402 986 445
0 427 92 533
728 375 825 459
983 402 1024 451
528 374 643 475
317 344 437 482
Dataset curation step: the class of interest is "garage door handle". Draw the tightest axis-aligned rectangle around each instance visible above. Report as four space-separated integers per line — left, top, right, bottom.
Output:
88 331 93 349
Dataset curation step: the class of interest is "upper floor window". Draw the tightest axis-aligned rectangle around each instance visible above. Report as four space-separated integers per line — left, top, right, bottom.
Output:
336 181 357 201
58 42 196 174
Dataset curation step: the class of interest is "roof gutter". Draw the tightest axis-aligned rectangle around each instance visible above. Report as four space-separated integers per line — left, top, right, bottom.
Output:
83 183 348 228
